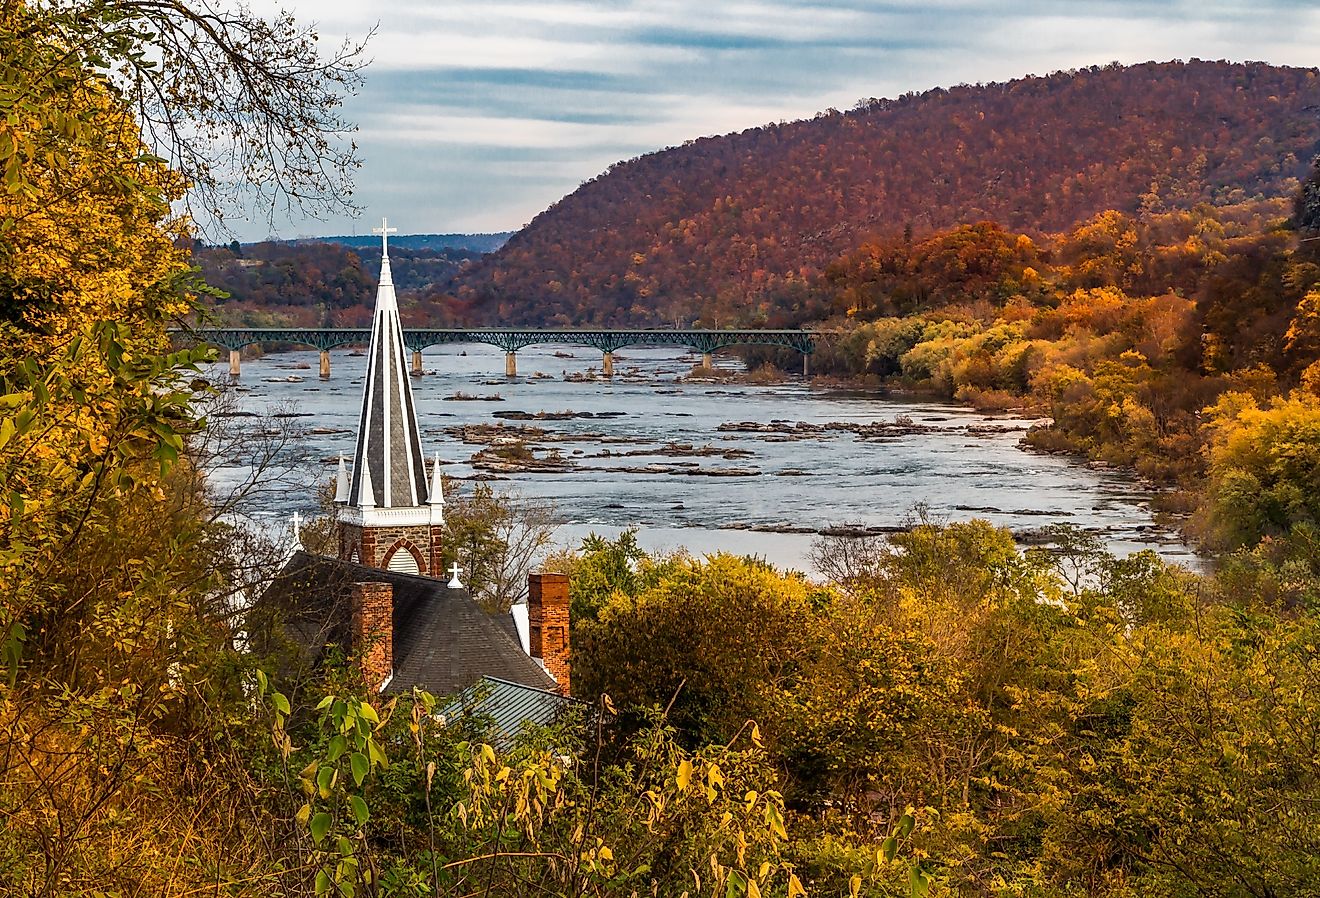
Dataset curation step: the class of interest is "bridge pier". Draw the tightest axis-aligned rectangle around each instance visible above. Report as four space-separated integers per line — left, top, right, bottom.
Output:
803 354 809 377
184 329 817 380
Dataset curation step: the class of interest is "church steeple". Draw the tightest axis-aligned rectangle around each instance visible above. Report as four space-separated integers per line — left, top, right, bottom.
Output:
336 217 446 577
346 218 429 510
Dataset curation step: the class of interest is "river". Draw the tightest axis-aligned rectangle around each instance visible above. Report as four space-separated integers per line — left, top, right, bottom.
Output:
204 343 1197 576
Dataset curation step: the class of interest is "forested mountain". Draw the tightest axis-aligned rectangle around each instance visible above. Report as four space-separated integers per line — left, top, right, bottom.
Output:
453 60 1320 326
194 240 481 326
314 232 512 253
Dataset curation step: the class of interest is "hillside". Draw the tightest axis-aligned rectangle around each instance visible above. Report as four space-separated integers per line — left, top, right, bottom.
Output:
310 232 512 254
453 60 1320 326
195 240 482 327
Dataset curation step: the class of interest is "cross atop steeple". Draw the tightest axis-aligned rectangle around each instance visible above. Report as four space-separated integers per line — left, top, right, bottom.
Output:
372 217 398 256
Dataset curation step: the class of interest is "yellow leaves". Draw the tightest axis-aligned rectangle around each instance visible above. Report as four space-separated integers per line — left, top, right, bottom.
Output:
764 801 787 841
676 758 693 792
0 48 190 352
1285 288 1320 355
642 789 665 829
787 872 807 897
1198 388 1320 545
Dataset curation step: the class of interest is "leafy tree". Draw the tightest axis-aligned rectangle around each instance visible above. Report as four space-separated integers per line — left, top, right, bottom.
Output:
547 528 687 623
1201 390 1320 548
1285 287 1320 358
246 678 906 898
0 1 369 891
575 553 823 747
1297 155 1320 234
442 481 555 610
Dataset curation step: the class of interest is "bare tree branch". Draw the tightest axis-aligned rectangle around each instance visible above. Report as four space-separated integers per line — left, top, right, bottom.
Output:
34 0 370 234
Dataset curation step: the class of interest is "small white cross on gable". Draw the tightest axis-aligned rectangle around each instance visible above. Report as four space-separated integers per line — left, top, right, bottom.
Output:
372 216 398 255
447 561 464 589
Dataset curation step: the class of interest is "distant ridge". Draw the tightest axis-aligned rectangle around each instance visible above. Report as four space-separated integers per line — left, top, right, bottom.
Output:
454 59 1320 327
295 233 513 254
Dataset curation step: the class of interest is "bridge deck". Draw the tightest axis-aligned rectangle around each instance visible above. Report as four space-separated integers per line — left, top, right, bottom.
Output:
178 327 816 354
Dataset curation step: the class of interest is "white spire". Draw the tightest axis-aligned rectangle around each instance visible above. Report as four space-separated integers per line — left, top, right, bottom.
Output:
429 453 445 511
334 454 349 504
346 215 427 510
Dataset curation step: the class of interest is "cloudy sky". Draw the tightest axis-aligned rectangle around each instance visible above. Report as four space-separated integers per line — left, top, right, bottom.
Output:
243 0 1320 241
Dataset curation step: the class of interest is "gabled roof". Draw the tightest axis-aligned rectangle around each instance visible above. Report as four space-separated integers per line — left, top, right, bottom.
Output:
347 243 429 509
259 551 557 696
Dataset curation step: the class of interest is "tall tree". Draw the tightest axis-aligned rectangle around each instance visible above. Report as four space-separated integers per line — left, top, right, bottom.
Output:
0 2 367 890
1298 155 1320 234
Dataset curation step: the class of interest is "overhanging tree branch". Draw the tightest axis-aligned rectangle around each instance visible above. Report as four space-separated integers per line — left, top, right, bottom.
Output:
33 0 371 234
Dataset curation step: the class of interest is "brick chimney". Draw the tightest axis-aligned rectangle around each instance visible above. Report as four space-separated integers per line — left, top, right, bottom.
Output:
528 572 570 696
350 581 393 691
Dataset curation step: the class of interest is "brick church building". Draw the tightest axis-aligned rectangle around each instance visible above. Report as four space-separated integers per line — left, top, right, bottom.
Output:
260 221 573 729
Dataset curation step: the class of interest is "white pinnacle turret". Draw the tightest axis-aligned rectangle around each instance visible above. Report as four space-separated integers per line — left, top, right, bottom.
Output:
358 464 376 509
334 454 350 504
429 454 445 506
428 453 446 525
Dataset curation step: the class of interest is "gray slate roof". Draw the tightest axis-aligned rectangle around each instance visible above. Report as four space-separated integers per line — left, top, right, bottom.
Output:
260 551 556 696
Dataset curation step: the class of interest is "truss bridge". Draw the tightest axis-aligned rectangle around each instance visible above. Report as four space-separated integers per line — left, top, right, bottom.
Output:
179 327 817 378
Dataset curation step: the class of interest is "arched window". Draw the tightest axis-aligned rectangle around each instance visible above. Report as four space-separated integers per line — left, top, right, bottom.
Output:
385 543 420 575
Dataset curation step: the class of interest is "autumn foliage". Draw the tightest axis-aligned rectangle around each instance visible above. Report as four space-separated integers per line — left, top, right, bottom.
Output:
192 240 484 327
451 60 1320 327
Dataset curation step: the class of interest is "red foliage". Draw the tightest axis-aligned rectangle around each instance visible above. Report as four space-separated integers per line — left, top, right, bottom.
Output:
455 61 1320 326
